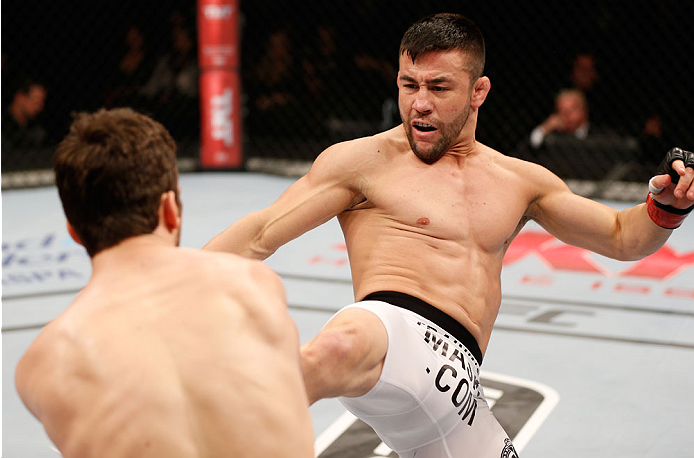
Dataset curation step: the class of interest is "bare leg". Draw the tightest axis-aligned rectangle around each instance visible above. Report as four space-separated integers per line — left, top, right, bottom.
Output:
300 308 388 405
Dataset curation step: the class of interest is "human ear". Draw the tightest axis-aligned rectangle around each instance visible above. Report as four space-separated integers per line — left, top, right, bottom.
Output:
470 76 491 108
66 221 83 246
162 190 181 231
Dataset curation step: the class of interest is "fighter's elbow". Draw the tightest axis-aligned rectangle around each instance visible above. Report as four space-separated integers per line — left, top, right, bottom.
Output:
242 226 277 259
611 238 660 262
612 250 649 262
247 240 276 260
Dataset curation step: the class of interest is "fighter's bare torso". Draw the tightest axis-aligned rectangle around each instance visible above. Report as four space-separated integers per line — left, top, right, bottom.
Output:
335 126 541 352
16 246 313 458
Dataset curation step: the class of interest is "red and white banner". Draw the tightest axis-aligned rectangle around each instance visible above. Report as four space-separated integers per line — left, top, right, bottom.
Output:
197 0 242 168
198 0 239 69
199 70 242 168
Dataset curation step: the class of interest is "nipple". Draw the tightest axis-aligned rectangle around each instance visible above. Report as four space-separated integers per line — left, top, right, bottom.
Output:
416 217 430 225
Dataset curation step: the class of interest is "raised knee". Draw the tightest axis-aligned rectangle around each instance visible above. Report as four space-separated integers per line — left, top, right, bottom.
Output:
303 326 362 370
301 325 374 402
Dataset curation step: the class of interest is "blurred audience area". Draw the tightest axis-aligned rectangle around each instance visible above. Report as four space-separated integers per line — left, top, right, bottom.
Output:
2 0 693 190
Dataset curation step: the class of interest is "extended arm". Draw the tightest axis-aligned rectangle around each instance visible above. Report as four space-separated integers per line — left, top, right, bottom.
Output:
527 149 694 261
203 143 366 259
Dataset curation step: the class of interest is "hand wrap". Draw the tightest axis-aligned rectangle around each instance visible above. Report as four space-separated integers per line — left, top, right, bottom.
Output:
647 147 694 228
646 193 693 229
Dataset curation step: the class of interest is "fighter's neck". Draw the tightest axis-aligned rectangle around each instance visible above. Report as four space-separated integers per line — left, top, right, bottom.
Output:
446 135 479 157
436 107 480 158
90 234 177 273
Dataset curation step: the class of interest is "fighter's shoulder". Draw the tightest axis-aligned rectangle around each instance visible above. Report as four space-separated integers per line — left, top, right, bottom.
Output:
312 127 403 171
15 317 74 410
183 248 279 282
183 251 291 337
182 249 285 302
485 145 567 189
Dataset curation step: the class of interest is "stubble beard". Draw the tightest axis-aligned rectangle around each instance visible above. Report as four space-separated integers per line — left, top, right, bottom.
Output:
403 104 471 164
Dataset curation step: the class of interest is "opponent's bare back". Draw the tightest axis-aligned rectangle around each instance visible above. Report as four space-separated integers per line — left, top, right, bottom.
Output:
16 243 313 458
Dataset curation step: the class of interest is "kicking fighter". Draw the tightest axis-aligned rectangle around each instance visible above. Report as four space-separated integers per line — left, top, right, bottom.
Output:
205 13 694 458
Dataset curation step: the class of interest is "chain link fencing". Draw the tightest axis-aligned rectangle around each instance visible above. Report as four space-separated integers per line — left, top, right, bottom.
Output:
3 0 694 198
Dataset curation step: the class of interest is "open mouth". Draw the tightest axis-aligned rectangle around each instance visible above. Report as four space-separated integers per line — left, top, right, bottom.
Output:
413 121 437 132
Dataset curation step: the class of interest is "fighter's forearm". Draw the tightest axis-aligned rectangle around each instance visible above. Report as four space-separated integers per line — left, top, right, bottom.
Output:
611 151 694 259
614 202 675 261
203 212 276 260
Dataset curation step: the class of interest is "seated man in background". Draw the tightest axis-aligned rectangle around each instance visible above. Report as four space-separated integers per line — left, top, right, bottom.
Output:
14 108 314 458
2 78 48 150
521 88 638 180
529 88 592 149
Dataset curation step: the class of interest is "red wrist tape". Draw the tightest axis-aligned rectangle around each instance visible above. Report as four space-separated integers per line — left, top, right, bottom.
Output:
646 193 692 229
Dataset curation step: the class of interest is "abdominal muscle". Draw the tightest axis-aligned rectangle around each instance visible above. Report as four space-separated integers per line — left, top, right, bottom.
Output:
341 216 504 354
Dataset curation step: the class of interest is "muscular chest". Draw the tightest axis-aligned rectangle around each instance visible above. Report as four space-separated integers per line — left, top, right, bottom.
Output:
358 162 528 251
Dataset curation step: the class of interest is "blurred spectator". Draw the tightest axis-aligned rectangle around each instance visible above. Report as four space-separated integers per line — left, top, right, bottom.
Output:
2 78 48 150
103 25 154 108
139 20 198 137
528 89 590 149
140 24 197 101
515 88 638 180
245 27 304 137
630 112 675 181
347 0 398 121
302 25 341 110
561 52 611 127
300 24 342 138
300 21 398 139
640 114 669 156
570 53 599 94
352 51 398 130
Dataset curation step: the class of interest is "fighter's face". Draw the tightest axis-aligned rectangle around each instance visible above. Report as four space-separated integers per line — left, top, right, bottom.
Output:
398 50 473 163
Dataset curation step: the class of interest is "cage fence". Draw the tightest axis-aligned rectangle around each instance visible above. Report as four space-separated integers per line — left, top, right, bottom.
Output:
3 0 693 200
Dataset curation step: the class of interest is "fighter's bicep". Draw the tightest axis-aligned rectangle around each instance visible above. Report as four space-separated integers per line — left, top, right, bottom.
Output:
530 187 620 254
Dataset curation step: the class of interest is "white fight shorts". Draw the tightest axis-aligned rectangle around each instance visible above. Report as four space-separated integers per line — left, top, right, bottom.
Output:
337 291 518 458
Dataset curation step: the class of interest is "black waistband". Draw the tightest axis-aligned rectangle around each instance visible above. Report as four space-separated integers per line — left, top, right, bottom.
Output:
362 291 483 365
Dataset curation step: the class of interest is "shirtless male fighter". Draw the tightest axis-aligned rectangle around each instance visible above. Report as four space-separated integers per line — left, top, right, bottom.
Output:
204 13 694 458
15 108 314 458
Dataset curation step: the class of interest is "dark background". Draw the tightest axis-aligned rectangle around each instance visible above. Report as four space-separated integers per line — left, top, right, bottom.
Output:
3 0 693 184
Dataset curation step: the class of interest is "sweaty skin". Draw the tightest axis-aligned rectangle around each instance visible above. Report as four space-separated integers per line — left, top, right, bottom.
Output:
205 51 679 356
15 240 314 458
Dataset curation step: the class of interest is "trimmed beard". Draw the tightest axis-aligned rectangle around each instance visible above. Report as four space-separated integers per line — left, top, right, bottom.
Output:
403 103 470 164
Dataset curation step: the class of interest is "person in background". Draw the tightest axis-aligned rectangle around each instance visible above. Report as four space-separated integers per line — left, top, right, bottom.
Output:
529 88 590 149
519 88 638 180
103 25 154 109
2 78 48 149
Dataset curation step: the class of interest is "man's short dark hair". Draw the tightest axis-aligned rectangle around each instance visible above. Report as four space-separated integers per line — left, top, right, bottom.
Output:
54 108 179 256
399 13 486 81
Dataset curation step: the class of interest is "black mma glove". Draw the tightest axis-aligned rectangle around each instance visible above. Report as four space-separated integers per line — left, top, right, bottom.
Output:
647 147 694 228
657 147 694 184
